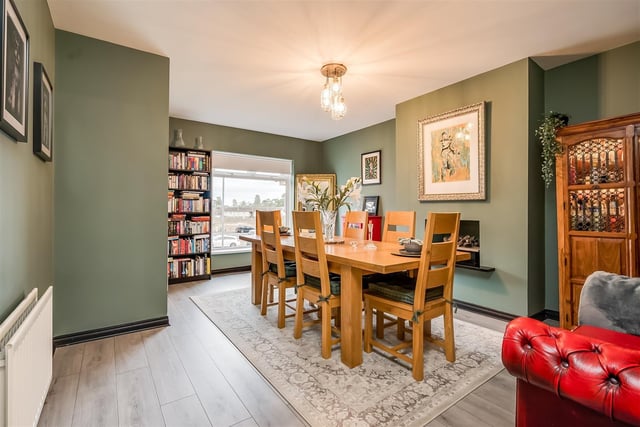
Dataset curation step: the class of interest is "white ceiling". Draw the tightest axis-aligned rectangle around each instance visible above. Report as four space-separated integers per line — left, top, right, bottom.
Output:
47 0 640 142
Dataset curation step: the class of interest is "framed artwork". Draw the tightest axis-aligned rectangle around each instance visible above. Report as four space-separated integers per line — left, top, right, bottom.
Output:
0 0 29 141
361 150 381 185
362 195 379 216
295 173 336 211
417 102 486 201
33 62 52 161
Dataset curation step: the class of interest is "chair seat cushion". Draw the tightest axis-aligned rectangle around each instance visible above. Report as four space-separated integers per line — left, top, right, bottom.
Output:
268 261 297 278
367 278 443 305
303 273 341 296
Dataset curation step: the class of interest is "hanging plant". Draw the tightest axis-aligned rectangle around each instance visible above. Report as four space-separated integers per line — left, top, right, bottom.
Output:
535 111 569 188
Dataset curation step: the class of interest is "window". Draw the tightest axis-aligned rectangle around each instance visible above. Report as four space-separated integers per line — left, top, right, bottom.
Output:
212 151 293 253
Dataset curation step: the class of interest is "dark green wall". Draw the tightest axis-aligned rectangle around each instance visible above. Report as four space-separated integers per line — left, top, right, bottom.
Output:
543 41 640 311
54 31 170 336
169 117 322 270
0 0 55 321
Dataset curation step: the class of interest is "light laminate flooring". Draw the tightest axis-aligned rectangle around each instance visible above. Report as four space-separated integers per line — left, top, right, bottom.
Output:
38 272 515 427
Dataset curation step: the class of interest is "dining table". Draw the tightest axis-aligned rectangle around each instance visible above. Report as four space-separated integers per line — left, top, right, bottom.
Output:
239 233 471 369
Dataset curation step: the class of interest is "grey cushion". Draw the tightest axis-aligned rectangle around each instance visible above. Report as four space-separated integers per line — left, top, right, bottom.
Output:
303 273 341 296
578 271 640 335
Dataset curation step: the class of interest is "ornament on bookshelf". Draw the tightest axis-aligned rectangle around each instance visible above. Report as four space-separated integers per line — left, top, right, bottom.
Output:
195 136 204 149
171 129 186 147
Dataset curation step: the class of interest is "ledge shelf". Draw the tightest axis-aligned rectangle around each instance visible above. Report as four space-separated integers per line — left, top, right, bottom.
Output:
455 245 495 272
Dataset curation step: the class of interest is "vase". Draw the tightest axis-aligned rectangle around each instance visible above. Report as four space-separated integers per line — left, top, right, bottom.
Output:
195 136 204 149
171 129 186 147
320 209 337 242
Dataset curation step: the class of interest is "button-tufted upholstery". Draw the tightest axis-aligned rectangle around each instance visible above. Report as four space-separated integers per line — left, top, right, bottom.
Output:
502 317 640 426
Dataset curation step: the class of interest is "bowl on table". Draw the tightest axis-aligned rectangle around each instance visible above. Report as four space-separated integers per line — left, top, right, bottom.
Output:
279 226 291 235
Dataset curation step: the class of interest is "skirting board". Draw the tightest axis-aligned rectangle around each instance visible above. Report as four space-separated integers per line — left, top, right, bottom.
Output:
454 299 517 322
212 265 251 275
53 316 169 348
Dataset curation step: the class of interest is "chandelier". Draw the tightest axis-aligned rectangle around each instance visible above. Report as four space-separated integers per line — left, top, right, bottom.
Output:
320 63 347 120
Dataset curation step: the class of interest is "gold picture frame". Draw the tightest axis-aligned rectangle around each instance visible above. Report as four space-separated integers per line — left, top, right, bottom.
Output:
417 102 486 201
295 173 336 211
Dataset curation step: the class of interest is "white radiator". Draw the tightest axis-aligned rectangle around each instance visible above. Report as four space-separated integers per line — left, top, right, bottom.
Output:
0 286 53 427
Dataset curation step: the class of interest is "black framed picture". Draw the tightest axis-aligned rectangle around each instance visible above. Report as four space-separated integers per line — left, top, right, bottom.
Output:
33 62 52 161
0 0 29 142
361 150 381 185
362 195 379 216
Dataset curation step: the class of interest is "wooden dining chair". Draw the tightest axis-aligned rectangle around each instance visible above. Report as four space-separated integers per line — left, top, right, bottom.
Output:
364 212 460 381
343 210 369 240
381 210 416 242
257 210 297 328
292 211 342 359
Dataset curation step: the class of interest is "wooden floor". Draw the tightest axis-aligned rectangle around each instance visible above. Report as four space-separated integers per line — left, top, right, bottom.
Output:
38 272 515 427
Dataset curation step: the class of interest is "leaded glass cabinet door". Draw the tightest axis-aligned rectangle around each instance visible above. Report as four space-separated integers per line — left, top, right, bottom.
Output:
555 114 639 329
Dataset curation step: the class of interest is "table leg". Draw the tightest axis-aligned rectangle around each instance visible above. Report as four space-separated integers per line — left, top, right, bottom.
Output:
340 265 363 368
250 243 263 305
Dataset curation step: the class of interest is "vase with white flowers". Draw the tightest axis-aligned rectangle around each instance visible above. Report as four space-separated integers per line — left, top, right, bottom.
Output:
297 176 362 242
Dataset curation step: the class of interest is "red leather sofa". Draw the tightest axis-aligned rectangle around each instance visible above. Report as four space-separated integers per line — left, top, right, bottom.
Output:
502 317 640 426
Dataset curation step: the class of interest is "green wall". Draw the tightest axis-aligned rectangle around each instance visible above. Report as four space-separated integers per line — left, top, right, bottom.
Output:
323 120 396 220
169 117 322 271
543 41 640 311
395 59 546 316
54 31 169 336
327 59 545 316
0 0 55 321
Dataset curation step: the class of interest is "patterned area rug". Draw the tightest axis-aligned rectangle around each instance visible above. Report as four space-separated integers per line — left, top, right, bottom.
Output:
192 289 504 427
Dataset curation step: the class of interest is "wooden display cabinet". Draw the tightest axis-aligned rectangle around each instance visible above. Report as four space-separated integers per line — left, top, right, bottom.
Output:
555 112 640 329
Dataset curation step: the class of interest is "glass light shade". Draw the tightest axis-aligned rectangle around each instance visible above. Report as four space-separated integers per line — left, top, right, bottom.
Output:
330 77 341 94
320 87 332 111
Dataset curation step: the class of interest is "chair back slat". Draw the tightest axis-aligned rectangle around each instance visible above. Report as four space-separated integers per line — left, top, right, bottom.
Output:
382 211 416 242
415 212 460 309
257 210 286 279
292 211 332 295
343 210 369 240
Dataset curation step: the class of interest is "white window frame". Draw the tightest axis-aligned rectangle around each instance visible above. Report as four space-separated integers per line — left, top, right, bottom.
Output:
212 151 293 254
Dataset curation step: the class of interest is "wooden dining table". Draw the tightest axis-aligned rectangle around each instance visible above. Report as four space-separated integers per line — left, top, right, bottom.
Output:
239 234 471 368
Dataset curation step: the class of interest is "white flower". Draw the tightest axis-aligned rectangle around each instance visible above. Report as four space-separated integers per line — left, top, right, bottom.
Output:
300 176 362 211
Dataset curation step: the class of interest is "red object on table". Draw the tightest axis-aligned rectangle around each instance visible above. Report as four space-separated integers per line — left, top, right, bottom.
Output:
368 215 382 241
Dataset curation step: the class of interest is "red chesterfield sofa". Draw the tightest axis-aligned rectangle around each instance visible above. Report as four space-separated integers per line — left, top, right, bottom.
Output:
502 317 640 426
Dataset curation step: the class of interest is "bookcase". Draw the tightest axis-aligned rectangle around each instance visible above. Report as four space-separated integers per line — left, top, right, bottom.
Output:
167 147 212 284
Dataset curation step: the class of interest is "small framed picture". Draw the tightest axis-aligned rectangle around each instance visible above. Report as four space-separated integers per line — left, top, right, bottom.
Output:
361 150 381 185
33 62 53 161
362 195 379 216
0 0 29 142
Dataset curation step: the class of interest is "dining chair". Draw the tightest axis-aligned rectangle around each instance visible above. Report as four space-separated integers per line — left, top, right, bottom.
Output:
292 211 342 359
375 210 417 336
364 212 461 381
381 210 416 242
343 210 369 240
257 210 297 328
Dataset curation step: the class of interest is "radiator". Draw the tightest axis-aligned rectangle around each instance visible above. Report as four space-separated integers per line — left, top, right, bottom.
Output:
0 286 53 427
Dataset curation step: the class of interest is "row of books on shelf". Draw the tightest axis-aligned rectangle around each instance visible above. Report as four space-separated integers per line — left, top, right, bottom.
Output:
168 151 210 172
168 196 211 213
168 255 210 279
168 216 210 235
168 235 210 255
168 173 209 191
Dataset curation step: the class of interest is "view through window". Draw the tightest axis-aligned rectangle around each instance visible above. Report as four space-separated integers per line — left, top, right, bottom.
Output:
212 152 292 253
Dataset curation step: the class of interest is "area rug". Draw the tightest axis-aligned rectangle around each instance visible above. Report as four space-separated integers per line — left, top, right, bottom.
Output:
192 289 504 427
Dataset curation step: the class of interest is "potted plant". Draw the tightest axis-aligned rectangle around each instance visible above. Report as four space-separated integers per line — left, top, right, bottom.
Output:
536 111 569 188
